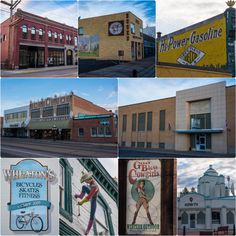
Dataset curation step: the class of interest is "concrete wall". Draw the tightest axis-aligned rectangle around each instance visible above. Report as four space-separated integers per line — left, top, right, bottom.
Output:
175 81 227 154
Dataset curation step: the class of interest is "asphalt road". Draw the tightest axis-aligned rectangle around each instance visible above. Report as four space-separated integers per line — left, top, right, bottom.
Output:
1 137 117 158
1 67 78 78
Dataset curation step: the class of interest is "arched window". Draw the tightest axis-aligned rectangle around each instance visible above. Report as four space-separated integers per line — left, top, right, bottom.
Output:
182 212 188 224
227 211 234 224
31 27 36 35
54 32 57 38
66 35 68 40
22 25 27 33
39 29 43 36
74 36 77 46
48 30 52 40
60 33 63 39
197 211 205 224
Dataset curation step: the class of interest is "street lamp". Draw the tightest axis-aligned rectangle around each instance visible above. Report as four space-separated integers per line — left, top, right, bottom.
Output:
52 125 57 141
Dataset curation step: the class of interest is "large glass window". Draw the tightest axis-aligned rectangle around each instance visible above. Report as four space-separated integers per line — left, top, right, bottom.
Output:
190 113 211 129
182 212 188 224
42 106 53 117
227 211 234 224
147 111 152 131
122 114 127 132
138 112 146 131
159 110 166 131
48 49 65 66
197 211 205 224
31 108 40 119
212 212 220 224
132 113 137 131
56 103 70 116
130 23 135 34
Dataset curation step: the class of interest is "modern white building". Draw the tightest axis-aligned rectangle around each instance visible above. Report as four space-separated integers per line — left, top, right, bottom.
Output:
178 165 236 234
3 105 30 137
59 158 118 235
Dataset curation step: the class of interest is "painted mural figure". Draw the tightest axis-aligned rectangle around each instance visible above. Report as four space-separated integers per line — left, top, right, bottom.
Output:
74 171 99 235
132 179 154 225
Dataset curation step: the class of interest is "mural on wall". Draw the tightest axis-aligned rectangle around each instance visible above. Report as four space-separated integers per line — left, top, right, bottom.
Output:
126 160 161 235
158 16 227 69
79 35 100 57
2 159 56 232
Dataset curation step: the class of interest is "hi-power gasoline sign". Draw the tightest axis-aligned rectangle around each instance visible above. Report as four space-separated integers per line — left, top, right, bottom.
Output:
158 16 227 68
3 159 56 232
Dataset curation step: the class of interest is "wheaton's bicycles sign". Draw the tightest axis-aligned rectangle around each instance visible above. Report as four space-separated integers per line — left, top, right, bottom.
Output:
3 159 56 232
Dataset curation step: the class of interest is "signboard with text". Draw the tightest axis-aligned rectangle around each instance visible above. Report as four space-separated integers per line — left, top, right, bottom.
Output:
126 160 161 235
3 159 56 232
158 16 227 68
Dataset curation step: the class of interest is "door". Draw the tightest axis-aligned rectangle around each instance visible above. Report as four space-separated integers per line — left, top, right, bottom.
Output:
196 134 206 151
190 213 196 228
66 50 73 65
135 42 138 60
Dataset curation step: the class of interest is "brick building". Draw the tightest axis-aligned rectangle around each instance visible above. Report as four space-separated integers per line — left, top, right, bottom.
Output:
0 9 78 69
78 11 144 62
27 92 112 140
119 82 235 155
72 114 117 143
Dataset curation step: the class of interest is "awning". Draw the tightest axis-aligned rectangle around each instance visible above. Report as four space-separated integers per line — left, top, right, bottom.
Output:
175 128 224 134
28 120 71 130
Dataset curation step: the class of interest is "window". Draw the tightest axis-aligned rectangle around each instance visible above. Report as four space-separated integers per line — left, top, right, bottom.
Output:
147 112 152 131
22 25 28 39
122 115 127 132
190 113 211 129
131 142 136 147
39 29 43 40
78 27 84 35
159 110 165 131
197 211 205 224
137 142 145 148
140 27 143 36
146 142 152 148
74 36 77 46
91 127 97 136
42 106 53 117
159 143 165 149
105 127 111 136
31 108 40 119
130 23 135 34
227 211 234 224
121 141 126 147
48 30 52 41
138 112 145 131
3 34 7 41
31 27 36 40
59 159 73 222
78 128 84 136
60 33 63 43
56 103 70 116
132 113 137 131
69 35 72 44
182 212 188 224
212 212 220 224
54 32 58 42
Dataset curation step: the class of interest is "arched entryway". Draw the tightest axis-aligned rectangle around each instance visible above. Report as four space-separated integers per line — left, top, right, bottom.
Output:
66 49 73 65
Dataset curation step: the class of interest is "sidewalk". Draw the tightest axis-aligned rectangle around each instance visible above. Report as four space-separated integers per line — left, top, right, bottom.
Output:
1 65 77 76
79 57 155 78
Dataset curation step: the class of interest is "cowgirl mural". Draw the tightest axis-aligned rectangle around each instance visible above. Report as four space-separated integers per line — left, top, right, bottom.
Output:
74 171 99 235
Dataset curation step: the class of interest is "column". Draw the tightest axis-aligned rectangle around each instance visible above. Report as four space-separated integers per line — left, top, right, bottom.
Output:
206 206 212 229
221 206 227 226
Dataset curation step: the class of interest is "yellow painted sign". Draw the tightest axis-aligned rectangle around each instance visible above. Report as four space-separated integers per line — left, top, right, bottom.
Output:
158 16 227 68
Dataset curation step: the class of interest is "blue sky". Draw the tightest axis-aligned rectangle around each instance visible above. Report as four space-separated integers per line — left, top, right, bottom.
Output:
1 78 117 115
1 0 77 27
119 78 235 106
177 159 236 196
79 0 156 27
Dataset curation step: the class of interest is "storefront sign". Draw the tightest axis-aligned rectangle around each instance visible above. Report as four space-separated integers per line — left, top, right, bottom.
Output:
184 197 199 207
3 159 56 232
126 160 161 235
158 16 227 67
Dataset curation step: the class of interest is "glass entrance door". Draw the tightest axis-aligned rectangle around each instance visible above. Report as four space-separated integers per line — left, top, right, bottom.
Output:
190 213 196 228
196 134 206 151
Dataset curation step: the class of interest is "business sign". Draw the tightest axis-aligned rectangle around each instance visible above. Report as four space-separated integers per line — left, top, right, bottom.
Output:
126 160 161 235
79 34 100 57
3 159 56 232
158 16 227 68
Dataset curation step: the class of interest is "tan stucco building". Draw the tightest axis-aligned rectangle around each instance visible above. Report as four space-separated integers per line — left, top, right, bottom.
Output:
119 82 235 155
78 12 144 61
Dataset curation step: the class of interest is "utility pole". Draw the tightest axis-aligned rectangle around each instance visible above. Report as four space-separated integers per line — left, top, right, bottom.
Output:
1 0 21 69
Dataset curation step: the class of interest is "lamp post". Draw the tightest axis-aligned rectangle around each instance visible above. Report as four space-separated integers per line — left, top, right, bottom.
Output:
52 125 57 141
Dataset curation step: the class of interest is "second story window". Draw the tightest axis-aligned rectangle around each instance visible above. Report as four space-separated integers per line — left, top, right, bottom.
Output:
48 30 52 41
22 25 28 39
74 36 77 46
59 33 63 43
69 35 72 44
54 32 58 42
66 35 69 44
31 26 36 40
39 29 43 40
78 27 84 35
130 23 135 34
140 27 143 37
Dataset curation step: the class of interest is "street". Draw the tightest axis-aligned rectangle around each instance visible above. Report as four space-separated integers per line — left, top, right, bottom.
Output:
1 137 117 158
1 65 78 78
119 147 235 158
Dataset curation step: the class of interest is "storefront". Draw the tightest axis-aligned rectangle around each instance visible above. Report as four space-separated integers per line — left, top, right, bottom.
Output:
48 48 65 66
178 165 236 234
1 158 59 235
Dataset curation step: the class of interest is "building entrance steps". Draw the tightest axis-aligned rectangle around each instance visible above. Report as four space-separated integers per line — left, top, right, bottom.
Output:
1 65 77 75
79 56 155 78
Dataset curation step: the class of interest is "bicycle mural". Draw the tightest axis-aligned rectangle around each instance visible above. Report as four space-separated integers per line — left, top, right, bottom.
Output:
3 159 56 232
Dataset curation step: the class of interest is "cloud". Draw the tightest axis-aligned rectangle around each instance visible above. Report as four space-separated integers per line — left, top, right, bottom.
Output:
157 0 227 35
107 90 117 99
177 158 236 195
98 102 117 112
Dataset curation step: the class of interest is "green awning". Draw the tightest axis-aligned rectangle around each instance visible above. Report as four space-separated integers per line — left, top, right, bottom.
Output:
28 120 71 130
